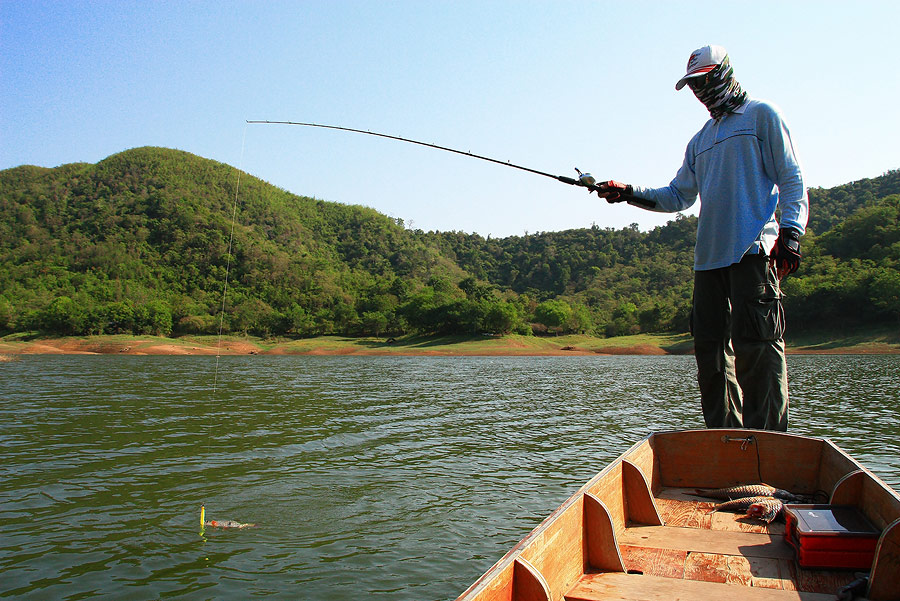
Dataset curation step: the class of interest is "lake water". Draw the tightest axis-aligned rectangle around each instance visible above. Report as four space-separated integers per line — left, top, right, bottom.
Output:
1 354 898 600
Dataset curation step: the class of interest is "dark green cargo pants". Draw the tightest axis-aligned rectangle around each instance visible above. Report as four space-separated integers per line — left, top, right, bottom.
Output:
691 253 789 431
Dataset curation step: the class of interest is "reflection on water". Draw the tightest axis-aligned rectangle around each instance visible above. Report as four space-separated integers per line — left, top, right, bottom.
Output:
0 354 897 600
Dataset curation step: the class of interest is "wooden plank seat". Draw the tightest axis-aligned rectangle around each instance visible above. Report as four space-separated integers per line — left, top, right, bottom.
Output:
618 524 793 559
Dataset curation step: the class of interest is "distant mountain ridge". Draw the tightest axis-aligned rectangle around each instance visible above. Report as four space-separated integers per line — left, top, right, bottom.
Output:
1 147 897 338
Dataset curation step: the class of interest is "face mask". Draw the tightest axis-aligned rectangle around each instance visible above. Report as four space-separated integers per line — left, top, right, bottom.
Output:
688 55 748 120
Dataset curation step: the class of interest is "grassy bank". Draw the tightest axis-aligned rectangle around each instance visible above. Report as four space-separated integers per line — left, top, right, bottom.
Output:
1 326 897 356
784 325 900 354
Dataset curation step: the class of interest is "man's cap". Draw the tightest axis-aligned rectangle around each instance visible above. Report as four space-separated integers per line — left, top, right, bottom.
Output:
675 45 728 90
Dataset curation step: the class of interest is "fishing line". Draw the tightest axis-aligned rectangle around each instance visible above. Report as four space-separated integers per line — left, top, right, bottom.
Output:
200 124 247 535
753 436 762 484
213 124 247 393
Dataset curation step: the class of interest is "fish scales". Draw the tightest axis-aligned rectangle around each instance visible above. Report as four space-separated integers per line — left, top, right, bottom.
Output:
746 498 785 523
696 484 800 501
712 495 781 512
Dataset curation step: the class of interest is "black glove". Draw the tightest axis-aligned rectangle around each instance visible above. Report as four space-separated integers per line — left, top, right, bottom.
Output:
595 180 634 203
770 228 801 279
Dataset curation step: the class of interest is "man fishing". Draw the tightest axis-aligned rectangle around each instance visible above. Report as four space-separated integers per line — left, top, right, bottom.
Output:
594 45 808 431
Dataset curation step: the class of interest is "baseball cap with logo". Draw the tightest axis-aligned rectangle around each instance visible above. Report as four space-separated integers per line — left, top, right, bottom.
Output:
675 45 728 90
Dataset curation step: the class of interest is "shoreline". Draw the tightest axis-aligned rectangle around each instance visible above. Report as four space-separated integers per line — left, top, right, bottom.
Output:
2 332 898 357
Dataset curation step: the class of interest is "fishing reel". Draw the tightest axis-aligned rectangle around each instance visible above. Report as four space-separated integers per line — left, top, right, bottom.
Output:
572 167 654 208
574 168 596 188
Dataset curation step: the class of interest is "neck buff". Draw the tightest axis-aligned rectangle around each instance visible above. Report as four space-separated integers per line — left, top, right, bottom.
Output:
691 55 748 121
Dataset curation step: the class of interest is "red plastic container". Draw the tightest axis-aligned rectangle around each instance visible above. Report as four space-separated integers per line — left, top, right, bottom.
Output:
783 505 880 570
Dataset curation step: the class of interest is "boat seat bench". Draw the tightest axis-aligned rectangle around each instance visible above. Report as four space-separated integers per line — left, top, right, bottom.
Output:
619 524 793 558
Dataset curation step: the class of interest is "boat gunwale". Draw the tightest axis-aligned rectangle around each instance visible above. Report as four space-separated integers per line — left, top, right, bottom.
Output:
454 432 655 600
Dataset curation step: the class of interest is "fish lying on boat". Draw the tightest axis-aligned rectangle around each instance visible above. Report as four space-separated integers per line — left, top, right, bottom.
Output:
710 495 785 522
711 495 779 513
203 519 256 529
745 498 785 523
695 483 801 502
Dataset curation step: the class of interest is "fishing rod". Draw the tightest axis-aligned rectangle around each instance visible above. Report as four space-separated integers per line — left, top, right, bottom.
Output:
246 120 656 208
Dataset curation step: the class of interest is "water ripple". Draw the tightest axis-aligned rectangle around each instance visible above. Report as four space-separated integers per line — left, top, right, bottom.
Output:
0 354 897 600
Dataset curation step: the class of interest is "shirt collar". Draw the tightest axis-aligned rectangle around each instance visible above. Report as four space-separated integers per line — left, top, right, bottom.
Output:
731 98 751 114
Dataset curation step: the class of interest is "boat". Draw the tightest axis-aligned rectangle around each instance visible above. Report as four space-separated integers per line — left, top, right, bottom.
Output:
455 429 900 601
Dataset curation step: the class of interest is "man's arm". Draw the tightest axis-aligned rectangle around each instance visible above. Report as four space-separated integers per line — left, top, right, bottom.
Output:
595 139 701 213
760 102 808 235
759 101 808 278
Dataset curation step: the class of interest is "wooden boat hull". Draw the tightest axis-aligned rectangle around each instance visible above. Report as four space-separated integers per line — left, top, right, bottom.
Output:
455 429 900 601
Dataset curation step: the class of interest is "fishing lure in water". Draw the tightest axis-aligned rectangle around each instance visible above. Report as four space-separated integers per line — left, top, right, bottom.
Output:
695 483 801 502
200 505 256 529
205 519 256 529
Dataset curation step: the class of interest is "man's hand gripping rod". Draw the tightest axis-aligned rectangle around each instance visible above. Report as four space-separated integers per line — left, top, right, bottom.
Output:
564 169 656 208
246 120 656 209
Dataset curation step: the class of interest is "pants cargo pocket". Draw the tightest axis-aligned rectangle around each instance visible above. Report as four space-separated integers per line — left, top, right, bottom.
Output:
742 284 785 341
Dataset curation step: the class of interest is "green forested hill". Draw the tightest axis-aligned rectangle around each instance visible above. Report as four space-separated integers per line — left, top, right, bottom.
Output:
1 148 897 338
422 216 698 335
782 190 900 330
806 169 900 234
0 147 463 337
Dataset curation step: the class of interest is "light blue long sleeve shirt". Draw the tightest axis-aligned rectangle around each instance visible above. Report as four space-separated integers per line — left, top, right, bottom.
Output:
632 98 808 271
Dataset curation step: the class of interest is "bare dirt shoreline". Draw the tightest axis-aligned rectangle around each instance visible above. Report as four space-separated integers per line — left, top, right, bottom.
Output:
1 335 898 357
0 338 644 356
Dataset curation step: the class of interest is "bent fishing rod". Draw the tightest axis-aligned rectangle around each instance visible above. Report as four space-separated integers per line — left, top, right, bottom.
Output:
246 120 656 209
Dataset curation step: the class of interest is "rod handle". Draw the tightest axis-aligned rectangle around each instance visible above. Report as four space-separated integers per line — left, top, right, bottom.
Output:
559 175 657 209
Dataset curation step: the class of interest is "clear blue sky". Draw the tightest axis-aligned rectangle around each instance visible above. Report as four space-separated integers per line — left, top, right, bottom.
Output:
2 1 899 237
